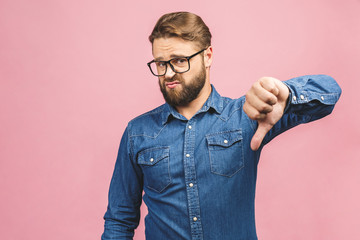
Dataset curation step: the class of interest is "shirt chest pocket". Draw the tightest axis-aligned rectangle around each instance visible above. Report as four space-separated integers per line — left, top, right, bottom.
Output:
137 147 171 193
206 129 244 177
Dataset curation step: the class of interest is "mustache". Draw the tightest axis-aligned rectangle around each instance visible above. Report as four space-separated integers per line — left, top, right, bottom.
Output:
164 75 182 83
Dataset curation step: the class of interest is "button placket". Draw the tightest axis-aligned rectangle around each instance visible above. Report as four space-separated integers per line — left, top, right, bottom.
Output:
183 120 204 239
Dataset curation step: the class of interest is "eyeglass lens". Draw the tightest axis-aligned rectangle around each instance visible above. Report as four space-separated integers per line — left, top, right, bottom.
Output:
149 57 189 76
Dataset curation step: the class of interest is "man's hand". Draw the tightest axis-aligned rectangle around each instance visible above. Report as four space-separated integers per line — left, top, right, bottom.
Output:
243 77 290 151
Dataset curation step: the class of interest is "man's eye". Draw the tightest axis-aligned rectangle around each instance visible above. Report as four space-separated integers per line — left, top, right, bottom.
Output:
156 62 166 68
172 58 187 65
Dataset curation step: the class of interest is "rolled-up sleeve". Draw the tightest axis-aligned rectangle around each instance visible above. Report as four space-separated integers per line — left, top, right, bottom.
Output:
102 126 143 240
262 74 342 146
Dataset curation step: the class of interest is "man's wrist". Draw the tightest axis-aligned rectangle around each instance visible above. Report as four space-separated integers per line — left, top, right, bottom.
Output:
282 82 292 113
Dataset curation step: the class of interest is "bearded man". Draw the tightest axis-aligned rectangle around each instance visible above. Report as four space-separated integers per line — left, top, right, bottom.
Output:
101 12 341 240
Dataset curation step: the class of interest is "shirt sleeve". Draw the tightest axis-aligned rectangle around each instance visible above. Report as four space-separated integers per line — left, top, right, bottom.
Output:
101 126 143 240
260 74 342 147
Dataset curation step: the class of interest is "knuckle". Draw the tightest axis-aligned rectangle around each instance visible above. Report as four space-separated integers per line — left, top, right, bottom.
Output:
249 111 258 120
264 95 274 104
259 76 269 82
262 94 271 101
253 81 261 90
266 105 273 113
245 92 255 103
252 112 259 119
259 76 271 84
266 96 277 105
259 104 270 113
269 86 276 92
253 112 264 120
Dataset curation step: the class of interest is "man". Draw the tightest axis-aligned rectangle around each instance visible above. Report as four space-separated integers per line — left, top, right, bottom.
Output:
102 12 341 240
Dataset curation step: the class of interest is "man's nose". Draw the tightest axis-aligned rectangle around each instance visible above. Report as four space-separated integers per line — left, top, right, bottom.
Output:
164 63 176 79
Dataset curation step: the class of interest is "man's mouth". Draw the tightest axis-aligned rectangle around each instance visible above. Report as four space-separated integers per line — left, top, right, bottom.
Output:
165 80 180 89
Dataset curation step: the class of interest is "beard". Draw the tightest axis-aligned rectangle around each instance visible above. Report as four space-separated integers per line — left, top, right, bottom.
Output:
159 64 206 107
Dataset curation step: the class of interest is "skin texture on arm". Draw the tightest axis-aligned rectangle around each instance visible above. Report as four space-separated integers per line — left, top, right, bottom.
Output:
243 77 290 151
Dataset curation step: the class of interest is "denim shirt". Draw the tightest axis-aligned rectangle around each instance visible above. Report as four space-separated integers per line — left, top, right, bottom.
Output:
102 75 341 240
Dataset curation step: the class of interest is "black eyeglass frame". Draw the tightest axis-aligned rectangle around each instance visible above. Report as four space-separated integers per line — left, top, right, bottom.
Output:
147 48 207 77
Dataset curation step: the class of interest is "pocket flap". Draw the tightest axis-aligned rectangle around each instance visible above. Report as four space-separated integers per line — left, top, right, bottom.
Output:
206 129 242 147
137 147 170 166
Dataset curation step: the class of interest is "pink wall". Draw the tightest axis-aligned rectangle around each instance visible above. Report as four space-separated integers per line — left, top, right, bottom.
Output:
1 0 359 239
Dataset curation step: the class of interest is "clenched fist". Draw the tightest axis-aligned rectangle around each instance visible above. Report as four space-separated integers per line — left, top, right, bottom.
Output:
243 77 290 151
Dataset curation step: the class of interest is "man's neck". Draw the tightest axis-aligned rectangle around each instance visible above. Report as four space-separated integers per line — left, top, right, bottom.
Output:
175 83 212 120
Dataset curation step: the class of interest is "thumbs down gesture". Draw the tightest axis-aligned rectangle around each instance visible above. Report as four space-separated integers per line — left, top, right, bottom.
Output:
243 77 290 151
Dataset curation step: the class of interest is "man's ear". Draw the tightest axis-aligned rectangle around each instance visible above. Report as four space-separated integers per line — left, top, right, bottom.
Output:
204 46 213 68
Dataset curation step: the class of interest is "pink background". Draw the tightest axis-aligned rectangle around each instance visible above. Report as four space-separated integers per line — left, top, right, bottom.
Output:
1 0 359 239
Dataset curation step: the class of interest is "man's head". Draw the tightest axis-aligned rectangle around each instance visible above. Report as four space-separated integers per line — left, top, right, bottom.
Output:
148 12 213 107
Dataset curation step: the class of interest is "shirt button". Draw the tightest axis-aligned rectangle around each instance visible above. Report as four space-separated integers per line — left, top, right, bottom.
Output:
293 96 297 101
321 96 324 101
300 95 305 100
224 139 228 144
189 183 194 187
186 154 190 157
188 125 192 129
150 158 154 162
193 217 198 222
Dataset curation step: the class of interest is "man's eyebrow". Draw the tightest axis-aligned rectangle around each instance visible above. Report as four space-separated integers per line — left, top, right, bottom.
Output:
154 57 164 61
170 54 187 58
154 54 187 61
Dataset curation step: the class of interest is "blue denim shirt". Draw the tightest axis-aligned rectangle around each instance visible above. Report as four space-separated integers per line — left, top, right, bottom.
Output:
102 75 341 240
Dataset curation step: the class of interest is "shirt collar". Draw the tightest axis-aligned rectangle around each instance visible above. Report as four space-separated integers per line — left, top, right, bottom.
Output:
160 84 224 125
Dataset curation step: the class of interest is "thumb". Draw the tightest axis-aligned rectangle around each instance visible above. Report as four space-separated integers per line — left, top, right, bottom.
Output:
250 122 272 151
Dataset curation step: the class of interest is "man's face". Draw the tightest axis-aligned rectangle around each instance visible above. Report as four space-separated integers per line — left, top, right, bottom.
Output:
152 37 207 107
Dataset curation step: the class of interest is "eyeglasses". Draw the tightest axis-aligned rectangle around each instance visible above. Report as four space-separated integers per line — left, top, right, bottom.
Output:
147 48 206 77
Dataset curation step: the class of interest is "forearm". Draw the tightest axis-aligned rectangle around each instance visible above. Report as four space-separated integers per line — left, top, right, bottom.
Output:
101 126 143 240
261 74 341 145
283 74 342 120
